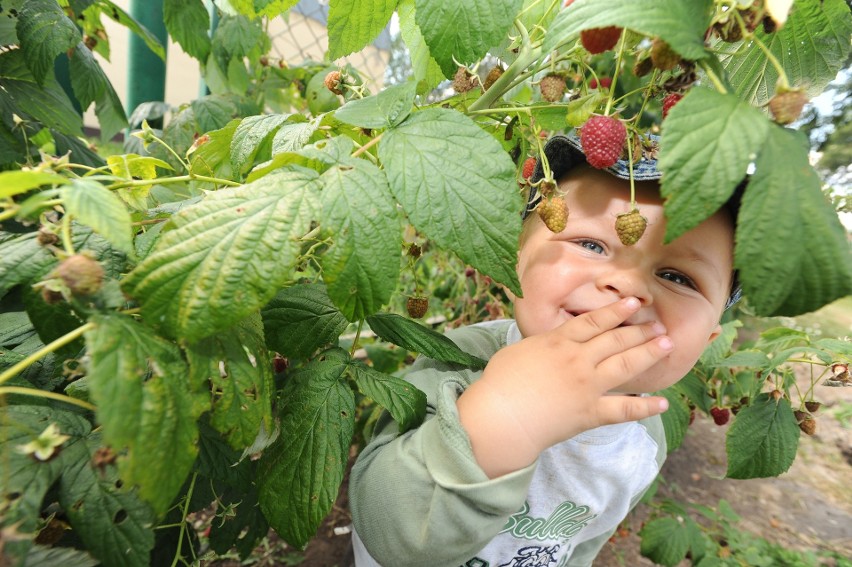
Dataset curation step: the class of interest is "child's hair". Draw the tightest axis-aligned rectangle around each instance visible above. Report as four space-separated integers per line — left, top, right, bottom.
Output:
525 132 743 310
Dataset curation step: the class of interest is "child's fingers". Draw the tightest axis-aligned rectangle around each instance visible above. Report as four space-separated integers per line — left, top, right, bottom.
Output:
595 395 669 426
562 297 641 342
584 321 667 361
595 335 674 387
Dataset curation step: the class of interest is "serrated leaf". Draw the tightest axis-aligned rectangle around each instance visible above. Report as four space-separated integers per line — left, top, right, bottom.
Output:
735 127 852 316
52 130 106 168
718 0 852 107
699 320 741 367
68 42 107 110
815 337 852 357
254 0 300 17
261 283 349 359
335 81 417 129
0 170 68 199
257 347 355 549
0 232 55 299
366 313 487 368
657 389 690 452
24 546 99 567
93 71 129 142
715 349 771 369
639 516 691 567
85 314 201 514
17 0 81 84
58 435 156 567
108 153 172 209
214 14 265 58
190 119 240 181
0 406 91 561
186 314 273 449
544 0 713 60
122 169 321 341
725 392 799 479
328 0 395 60
191 93 245 133
164 0 211 61
565 92 604 127
100 0 165 60
0 50 83 135
271 117 317 155
320 157 400 320
675 370 714 414
378 108 522 295
348 360 426 432
231 113 290 175
415 0 523 77
61 179 134 255
0 311 35 347
659 88 769 241
397 0 446 90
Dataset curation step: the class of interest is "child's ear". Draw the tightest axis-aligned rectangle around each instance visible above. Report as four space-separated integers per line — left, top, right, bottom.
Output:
707 324 723 345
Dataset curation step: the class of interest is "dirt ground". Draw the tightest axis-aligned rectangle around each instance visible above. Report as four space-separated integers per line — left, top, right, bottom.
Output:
223 368 852 567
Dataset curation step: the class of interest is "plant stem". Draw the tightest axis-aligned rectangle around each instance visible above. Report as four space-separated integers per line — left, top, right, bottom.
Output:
0 387 96 411
604 32 628 117
0 206 19 222
108 173 240 191
352 133 383 158
748 33 789 90
698 59 728 95
0 322 95 387
170 472 198 567
349 320 364 357
61 213 75 255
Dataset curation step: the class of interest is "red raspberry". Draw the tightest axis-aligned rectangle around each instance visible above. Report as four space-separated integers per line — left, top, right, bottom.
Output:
662 93 683 118
580 27 622 54
710 407 731 426
579 115 626 169
521 157 536 180
589 77 612 89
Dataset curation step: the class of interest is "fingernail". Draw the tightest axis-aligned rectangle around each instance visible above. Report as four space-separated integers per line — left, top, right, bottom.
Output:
659 398 669 412
658 336 674 351
624 297 640 310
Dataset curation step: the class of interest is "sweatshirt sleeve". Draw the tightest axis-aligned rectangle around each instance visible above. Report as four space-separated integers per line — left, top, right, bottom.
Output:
349 327 538 566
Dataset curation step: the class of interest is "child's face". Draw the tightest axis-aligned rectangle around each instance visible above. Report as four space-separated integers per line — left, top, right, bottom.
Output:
512 166 734 394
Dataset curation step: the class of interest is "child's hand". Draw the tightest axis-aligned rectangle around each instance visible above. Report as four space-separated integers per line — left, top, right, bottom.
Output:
457 297 672 478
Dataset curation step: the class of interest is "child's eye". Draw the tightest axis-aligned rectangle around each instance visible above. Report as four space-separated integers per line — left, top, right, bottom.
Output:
576 240 605 254
659 270 696 289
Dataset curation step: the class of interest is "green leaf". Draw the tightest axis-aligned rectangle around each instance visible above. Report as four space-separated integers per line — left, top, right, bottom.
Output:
335 81 418 129
231 113 290 175
58 434 156 567
544 0 713 60
186 314 273 449
85 313 201 514
61 179 134 255
415 0 523 77
735 127 852 316
0 406 92 561
659 87 769 241
271 117 317 155
639 516 691 567
164 0 211 61
0 232 55 299
53 130 106 168
189 119 240 181
698 320 741 367
16 0 82 84
100 0 165 60
378 108 523 295
122 169 321 341
254 0 300 18
108 153 172 209
0 50 83 135
93 69 129 142
349 360 426 432
397 0 446 90
320 157 401 320
257 347 355 549
24 546 99 567
214 14 265 58
261 283 349 359
718 0 852 107
0 170 68 199
191 93 246 133
725 392 799 479
715 349 771 369
328 0 396 60
68 43 107 110
366 313 487 368
657 389 690 452
675 371 713 414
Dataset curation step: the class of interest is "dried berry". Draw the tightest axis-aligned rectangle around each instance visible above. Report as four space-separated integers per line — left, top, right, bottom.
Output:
804 401 821 413
798 416 817 436
323 70 343 95
483 65 505 90
406 296 429 319
408 243 422 258
452 66 478 93
52 254 104 296
768 88 808 125
650 38 681 71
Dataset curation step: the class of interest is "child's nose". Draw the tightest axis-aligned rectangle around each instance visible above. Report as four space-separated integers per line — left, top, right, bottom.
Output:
597 268 653 306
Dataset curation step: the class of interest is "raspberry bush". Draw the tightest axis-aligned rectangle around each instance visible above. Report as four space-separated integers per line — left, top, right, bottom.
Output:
0 0 850 565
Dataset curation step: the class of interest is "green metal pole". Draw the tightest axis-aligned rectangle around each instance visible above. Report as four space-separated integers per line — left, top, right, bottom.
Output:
127 0 167 127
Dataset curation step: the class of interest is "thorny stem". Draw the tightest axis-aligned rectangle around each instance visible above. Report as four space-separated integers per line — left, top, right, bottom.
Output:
61 213 75 255
171 472 198 567
698 59 728 94
0 322 95 387
0 387 96 411
108 174 241 190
